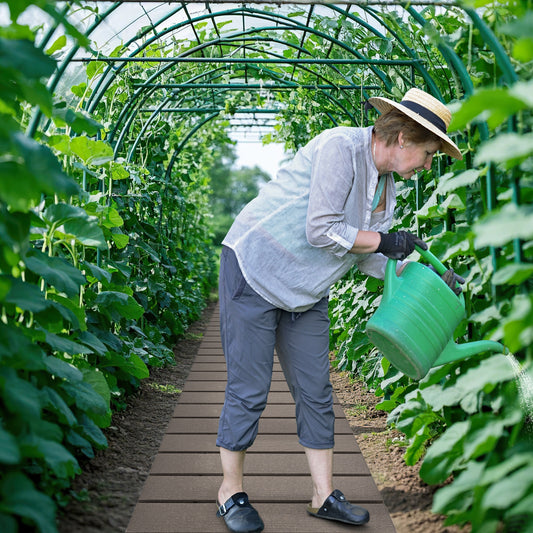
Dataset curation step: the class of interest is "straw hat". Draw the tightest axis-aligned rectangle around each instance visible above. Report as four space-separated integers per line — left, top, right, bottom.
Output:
368 88 462 160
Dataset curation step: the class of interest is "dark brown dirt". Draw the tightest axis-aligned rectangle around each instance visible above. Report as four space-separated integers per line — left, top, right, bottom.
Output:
56 301 469 533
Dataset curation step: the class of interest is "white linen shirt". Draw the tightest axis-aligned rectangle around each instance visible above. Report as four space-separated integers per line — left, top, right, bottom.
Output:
222 126 396 312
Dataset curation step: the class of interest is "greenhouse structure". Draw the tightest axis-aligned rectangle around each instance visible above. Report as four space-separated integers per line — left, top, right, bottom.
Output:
0 1 532 532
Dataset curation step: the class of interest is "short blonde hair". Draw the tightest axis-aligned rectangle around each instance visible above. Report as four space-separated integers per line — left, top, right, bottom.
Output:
373 108 443 149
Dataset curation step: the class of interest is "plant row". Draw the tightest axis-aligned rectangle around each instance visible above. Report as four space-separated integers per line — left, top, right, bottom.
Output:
0 4 220 532
328 4 533 532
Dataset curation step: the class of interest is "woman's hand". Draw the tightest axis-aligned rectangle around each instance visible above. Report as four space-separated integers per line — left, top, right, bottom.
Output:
375 231 427 260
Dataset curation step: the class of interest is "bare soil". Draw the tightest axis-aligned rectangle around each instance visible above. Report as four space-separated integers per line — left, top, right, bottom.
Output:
57 301 468 533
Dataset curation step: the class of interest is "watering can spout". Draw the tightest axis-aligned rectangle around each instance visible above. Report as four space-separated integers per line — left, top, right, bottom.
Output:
434 340 508 367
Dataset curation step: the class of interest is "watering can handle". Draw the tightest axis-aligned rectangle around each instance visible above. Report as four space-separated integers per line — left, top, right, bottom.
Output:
415 245 448 276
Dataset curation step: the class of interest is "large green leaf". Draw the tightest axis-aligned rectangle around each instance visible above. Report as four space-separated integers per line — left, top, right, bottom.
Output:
20 435 80 479
11 133 79 197
0 161 42 210
436 169 483 195
482 465 533 510
0 472 57 533
95 291 144 320
0 322 45 371
43 331 94 355
62 217 107 249
420 420 471 484
0 368 42 419
432 460 485 514
43 203 107 250
0 38 55 79
70 136 114 166
43 355 83 383
502 294 533 353
0 426 20 465
475 132 533 168
61 381 108 417
474 203 533 248
81 368 111 427
2 276 50 312
449 85 531 130
492 263 533 286
420 354 516 411
25 249 86 296
104 352 149 380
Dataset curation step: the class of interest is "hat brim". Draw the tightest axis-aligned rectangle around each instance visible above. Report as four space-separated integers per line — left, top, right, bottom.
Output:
368 96 463 160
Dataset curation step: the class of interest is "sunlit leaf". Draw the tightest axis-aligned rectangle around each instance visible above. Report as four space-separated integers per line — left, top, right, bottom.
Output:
474 203 533 248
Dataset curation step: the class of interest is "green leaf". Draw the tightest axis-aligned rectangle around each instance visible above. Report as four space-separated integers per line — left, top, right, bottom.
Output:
419 420 471 484
45 34 66 55
77 330 108 356
20 435 80 478
0 161 42 210
420 354 515 411
81 368 111 427
104 352 149 380
62 216 108 249
0 38 56 78
432 460 485 514
95 291 144 320
43 331 94 355
0 426 20 465
492 263 533 286
2 276 50 312
502 294 533 353
474 203 533 248
111 233 130 249
483 465 533 510
0 368 42 418
43 355 83 382
449 87 529 130
25 249 86 296
43 202 86 225
11 133 79 197
61 381 108 417
41 386 77 426
70 136 114 166
0 472 57 533
111 162 130 180
52 106 102 136
77 413 108 448
0 322 46 371
475 132 533 168
436 169 482 194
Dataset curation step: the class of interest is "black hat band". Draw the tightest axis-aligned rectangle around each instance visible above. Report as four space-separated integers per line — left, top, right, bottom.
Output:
400 100 447 134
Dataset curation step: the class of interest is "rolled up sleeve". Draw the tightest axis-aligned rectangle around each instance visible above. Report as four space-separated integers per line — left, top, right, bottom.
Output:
306 133 360 257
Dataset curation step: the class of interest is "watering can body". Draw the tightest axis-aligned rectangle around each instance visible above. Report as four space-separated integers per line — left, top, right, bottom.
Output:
366 247 505 380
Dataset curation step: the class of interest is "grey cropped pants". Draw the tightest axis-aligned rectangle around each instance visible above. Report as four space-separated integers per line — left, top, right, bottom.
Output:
216 246 335 452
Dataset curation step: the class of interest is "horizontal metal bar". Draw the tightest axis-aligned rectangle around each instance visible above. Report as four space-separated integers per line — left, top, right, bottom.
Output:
96 1 459 5
135 82 381 90
71 56 420 65
139 107 283 113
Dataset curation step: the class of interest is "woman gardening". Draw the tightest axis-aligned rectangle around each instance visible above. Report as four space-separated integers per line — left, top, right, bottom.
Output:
215 88 464 533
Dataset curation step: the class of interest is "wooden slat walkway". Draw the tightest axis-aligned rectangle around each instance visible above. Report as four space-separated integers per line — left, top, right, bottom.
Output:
127 305 397 533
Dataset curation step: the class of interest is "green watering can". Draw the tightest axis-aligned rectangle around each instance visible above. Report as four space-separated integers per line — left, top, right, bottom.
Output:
366 246 506 380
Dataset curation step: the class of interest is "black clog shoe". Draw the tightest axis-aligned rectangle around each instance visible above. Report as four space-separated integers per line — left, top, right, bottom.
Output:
216 492 264 533
307 489 370 526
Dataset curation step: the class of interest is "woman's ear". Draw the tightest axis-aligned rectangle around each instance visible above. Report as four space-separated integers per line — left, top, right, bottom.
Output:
398 131 405 149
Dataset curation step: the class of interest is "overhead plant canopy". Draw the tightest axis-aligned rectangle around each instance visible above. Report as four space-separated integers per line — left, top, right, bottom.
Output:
25 0 501 158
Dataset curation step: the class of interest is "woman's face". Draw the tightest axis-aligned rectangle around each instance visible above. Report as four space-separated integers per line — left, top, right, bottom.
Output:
394 132 441 180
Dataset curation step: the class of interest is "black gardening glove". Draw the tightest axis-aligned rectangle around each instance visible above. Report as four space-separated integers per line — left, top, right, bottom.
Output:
431 266 465 296
376 231 428 261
